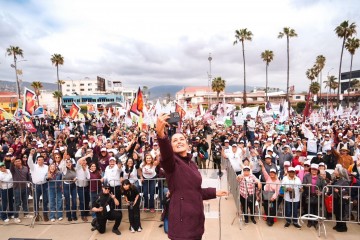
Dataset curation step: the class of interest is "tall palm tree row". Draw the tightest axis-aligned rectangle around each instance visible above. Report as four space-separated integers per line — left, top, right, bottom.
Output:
52 91 63 116
260 50 274 101
6 46 24 100
324 75 339 95
335 20 357 104
211 77 226 102
344 37 360 104
51 54 64 115
234 28 253 107
31 81 43 107
278 27 298 113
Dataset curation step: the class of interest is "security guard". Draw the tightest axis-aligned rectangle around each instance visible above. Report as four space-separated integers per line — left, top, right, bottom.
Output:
91 183 122 235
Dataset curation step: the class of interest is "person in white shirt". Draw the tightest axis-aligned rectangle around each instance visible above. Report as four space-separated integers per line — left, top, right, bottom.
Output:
225 144 245 175
102 157 122 209
139 153 159 212
321 134 333 153
281 167 302 229
75 158 90 222
0 162 15 223
28 150 49 222
245 114 256 145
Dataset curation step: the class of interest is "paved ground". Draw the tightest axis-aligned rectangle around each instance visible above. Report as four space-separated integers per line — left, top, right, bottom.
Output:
2 170 359 240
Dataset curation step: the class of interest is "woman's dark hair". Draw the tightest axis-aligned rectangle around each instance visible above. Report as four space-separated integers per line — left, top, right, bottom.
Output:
90 161 100 172
121 179 136 191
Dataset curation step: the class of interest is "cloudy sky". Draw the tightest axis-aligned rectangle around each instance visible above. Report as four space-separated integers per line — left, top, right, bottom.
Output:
0 0 359 92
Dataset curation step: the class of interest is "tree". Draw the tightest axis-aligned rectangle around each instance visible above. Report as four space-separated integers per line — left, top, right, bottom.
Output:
234 28 253 107
315 55 326 101
52 91 63 115
31 81 43 107
51 54 64 116
211 77 226 102
335 20 357 104
350 78 360 88
6 46 24 100
261 50 274 101
345 37 360 105
309 82 320 95
278 27 298 113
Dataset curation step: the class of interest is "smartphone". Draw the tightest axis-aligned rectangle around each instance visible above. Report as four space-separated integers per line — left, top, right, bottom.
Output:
166 112 181 124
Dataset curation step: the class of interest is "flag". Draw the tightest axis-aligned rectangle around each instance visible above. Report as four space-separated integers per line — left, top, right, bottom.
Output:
303 92 312 121
265 101 272 112
130 96 140 116
175 102 186 118
289 85 295 92
33 106 44 117
22 115 37 132
23 87 36 116
195 105 201 117
211 103 219 116
136 87 144 112
61 105 67 118
87 104 95 113
0 108 13 120
69 102 80 119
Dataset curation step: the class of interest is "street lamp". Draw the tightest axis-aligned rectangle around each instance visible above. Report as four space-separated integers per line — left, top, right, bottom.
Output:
10 59 27 104
207 53 212 107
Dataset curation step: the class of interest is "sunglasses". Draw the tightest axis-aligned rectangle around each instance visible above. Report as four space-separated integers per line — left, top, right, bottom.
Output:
243 169 250 171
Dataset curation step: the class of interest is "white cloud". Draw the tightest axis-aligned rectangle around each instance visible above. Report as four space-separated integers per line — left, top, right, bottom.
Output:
0 0 359 92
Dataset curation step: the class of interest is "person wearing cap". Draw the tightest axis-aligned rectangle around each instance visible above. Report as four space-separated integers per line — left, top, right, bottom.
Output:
75 140 90 159
311 152 325 165
197 138 209 169
98 147 110 173
91 182 122 235
236 165 261 224
262 154 277 177
336 134 354 155
28 149 49 222
282 166 302 229
102 157 122 210
328 164 350 232
245 114 256 145
66 134 78 159
155 114 227 240
0 161 15 223
225 144 245 175
291 147 304 168
273 140 293 179
259 161 280 226
302 163 326 228
333 146 354 169
320 133 332 154
323 147 338 170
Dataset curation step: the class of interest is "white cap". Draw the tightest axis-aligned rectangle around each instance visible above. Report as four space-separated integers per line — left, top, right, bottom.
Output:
270 168 277 173
196 137 200 140
101 147 107 152
243 166 251 170
317 152 323 155
37 144 44 148
254 140 259 144
232 144 237 147
83 140 88 143
265 154 272 159
325 134 330 137
343 136 348 139
54 150 59 153
319 162 325 166
284 161 291 166
48 144 53 147
239 140 245 143
153 142 158 146
291 147 296 151
304 160 311 166
69 134 75 138
310 163 319 169
224 140 229 143
324 147 331 151
288 167 296 172
282 139 286 142
109 157 116 161
338 133 343 136
283 145 290 149
267 138 272 141
59 146 65 151
6 152 11 156
296 147 302 152
267 147 273 152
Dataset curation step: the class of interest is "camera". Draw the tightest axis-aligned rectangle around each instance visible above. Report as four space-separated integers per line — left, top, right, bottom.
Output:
166 112 181 124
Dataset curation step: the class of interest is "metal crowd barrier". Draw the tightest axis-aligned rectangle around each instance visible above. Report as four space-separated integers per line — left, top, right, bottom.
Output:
224 162 360 237
0 177 167 227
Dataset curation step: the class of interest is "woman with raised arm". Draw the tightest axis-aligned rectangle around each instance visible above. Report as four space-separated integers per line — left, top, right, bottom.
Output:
156 114 227 240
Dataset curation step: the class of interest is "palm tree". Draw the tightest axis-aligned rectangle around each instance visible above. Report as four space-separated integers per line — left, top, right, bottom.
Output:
335 20 357 104
315 55 326 102
345 37 360 105
211 77 226 102
53 91 63 115
6 46 24 100
51 54 65 94
309 82 320 95
31 81 43 107
278 27 298 113
261 50 274 101
234 28 253 107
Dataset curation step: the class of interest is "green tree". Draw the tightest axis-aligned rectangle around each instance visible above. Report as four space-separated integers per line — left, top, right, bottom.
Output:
296 101 306 114
335 20 357 104
234 28 253 107
6 46 24 99
345 37 360 104
52 91 63 116
211 77 226 102
260 50 274 101
315 55 326 101
51 54 65 94
30 81 43 107
278 27 298 112
309 82 321 95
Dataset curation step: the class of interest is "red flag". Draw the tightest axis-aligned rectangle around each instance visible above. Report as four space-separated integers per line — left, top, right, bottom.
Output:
130 96 140 116
61 105 67 117
136 87 144 112
22 116 37 133
69 102 80 119
303 92 312 121
175 103 186 118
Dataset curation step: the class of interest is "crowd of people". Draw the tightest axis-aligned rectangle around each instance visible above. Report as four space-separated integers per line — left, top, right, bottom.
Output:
0 111 359 236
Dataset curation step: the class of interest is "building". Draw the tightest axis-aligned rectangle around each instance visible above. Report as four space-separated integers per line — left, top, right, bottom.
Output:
175 86 306 106
62 78 101 95
0 91 18 113
340 70 360 93
62 94 124 110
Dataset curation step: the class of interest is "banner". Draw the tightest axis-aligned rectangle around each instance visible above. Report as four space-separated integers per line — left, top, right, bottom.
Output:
175 102 186 118
87 104 96 113
0 108 13 120
69 102 80 119
23 116 37 132
23 87 37 116
33 106 44 117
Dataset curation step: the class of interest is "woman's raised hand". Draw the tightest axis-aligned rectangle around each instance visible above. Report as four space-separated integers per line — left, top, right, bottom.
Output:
155 114 170 138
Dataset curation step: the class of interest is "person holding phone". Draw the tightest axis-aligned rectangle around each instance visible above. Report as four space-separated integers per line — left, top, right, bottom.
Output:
155 114 227 240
